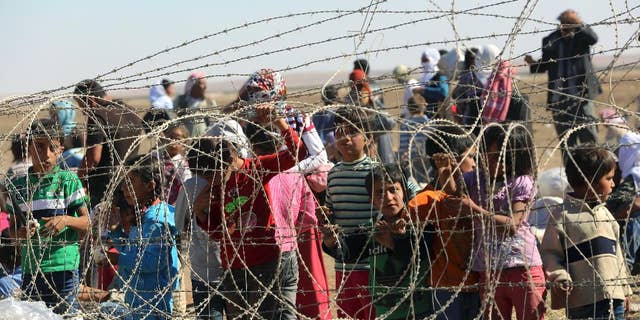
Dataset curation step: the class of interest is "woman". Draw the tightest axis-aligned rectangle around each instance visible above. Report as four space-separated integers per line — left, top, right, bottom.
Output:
174 72 217 137
413 48 449 118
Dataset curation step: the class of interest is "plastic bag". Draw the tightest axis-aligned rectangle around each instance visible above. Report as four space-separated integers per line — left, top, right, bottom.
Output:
0 297 63 320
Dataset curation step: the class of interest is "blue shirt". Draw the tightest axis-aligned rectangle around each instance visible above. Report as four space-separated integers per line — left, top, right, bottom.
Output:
110 202 179 316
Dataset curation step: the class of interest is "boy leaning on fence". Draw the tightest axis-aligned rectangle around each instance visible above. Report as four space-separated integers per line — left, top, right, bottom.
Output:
5 119 89 315
542 145 632 319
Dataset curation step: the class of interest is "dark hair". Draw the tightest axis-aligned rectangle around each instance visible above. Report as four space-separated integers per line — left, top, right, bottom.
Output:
73 79 106 98
365 164 409 202
161 78 174 91
244 122 278 155
10 134 27 162
322 85 338 105
483 124 535 177
333 107 372 136
464 48 478 71
353 59 370 75
187 138 230 176
163 123 189 139
124 155 163 201
65 129 84 150
438 49 449 57
425 125 476 159
565 144 617 189
407 94 426 114
28 118 63 143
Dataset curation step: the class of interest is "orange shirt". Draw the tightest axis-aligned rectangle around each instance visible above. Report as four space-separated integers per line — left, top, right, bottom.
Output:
408 189 479 291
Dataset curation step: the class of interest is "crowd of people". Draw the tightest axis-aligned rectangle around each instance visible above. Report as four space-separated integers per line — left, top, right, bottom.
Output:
0 8 637 320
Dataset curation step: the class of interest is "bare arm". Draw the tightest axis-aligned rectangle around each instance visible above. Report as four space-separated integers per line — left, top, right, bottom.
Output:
78 144 102 185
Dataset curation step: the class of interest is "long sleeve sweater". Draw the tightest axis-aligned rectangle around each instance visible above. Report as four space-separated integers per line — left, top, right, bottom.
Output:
541 195 632 309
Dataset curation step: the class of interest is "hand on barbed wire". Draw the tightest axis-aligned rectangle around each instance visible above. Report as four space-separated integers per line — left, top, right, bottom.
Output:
524 55 535 65
16 221 39 239
433 153 455 173
441 196 485 218
255 103 277 124
41 216 67 236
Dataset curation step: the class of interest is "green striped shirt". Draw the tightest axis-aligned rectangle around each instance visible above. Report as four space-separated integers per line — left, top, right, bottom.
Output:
6 166 87 274
326 156 378 270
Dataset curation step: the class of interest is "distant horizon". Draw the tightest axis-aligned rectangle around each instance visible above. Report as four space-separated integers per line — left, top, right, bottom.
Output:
2 0 638 98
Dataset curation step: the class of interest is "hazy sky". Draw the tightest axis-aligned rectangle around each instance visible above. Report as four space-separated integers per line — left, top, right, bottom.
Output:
1 0 638 96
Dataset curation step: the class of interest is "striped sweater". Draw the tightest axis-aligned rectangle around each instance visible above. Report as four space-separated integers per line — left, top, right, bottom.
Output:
541 194 632 309
325 156 377 270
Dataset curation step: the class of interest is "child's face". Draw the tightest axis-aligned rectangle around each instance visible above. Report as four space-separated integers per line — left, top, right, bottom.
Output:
458 147 477 173
372 181 405 219
335 125 367 162
29 137 62 173
593 168 616 201
359 90 371 106
485 142 503 178
164 128 186 158
122 173 154 207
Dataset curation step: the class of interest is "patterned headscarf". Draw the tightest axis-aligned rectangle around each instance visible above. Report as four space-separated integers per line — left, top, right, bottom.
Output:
239 69 287 103
184 72 206 97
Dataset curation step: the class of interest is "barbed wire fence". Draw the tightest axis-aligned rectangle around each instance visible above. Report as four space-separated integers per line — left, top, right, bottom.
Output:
0 0 640 319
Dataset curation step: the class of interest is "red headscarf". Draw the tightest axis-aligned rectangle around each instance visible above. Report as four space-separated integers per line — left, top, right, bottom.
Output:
349 69 371 95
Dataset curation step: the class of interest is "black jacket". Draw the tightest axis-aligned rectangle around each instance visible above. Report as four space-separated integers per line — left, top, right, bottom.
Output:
529 26 601 108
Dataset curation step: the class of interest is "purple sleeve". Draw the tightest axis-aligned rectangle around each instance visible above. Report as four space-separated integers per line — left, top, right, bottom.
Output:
511 175 536 203
462 171 481 204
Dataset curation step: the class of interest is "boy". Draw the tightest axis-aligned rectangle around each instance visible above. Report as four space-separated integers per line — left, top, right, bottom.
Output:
321 107 377 320
6 119 89 314
408 125 482 320
192 103 305 320
542 145 632 319
324 164 433 319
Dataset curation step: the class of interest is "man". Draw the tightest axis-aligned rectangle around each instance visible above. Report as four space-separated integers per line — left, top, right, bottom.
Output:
525 9 601 150
74 79 143 206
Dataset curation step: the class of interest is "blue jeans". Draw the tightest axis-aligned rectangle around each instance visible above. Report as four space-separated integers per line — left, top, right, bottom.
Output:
278 251 299 320
191 279 226 320
622 213 640 274
567 299 625 320
433 290 481 320
21 269 79 315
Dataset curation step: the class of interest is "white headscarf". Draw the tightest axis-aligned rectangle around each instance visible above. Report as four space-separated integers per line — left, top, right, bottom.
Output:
438 48 465 80
206 119 251 159
149 80 174 109
421 48 441 84
618 131 640 190
474 44 501 87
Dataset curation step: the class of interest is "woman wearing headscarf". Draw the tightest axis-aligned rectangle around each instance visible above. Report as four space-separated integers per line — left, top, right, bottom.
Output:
413 48 449 118
143 79 176 133
50 100 84 170
475 44 515 124
453 47 484 128
174 72 217 137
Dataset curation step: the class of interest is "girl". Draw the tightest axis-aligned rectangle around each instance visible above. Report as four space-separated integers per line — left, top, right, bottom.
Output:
104 155 179 320
450 123 545 320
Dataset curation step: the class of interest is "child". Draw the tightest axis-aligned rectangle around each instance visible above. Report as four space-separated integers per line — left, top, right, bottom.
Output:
105 155 179 319
398 94 430 184
192 103 305 320
175 138 226 320
5 119 89 315
321 106 377 319
156 124 192 205
542 145 632 319
409 125 482 320
456 124 545 320
324 164 433 319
